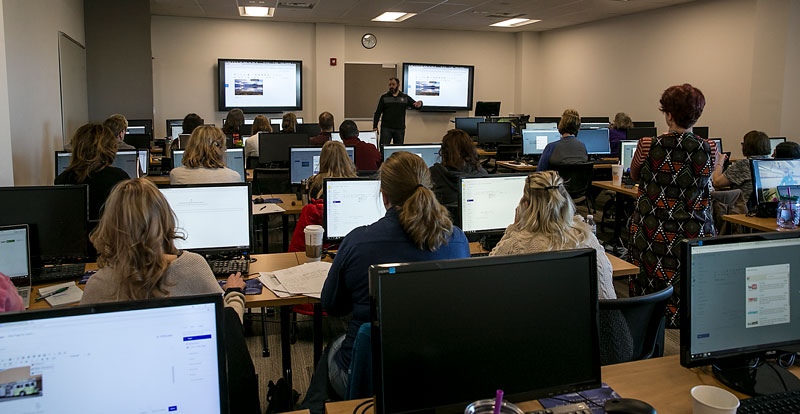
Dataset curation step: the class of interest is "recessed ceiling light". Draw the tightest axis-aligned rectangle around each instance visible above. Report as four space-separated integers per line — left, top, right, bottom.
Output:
239 6 274 17
372 12 417 22
490 18 540 27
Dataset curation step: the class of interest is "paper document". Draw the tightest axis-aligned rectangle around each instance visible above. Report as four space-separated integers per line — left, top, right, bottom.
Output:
272 261 332 297
253 203 285 215
259 272 294 298
39 281 83 306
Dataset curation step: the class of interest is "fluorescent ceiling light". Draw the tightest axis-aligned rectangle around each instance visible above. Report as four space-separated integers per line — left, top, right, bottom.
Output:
490 18 540 27
372 12 417 22
239 6 274 17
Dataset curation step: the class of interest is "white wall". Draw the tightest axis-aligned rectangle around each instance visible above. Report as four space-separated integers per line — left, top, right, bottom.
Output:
3 0 85 186
0 0 14 185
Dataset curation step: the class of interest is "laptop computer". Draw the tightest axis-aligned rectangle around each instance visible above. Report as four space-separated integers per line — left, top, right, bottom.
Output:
0 224 31 309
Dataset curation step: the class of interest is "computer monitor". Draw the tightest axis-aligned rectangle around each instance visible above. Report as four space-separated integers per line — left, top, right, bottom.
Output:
750 159 800 204
620 140 638 173
693 126 709 139
0 294 228 413
54 150 142 178
123 133 151 149
0 185 89 265
534 116 561 123
0 224 31 299
382 144 441 167
522 129 560 155
477 122 511 145
580 123 609 130
166 119 183 139
170 149 244 182
710 138 723 154
126 119 153 136
474 101 500 117
626 127 657 141
322 178 386 242
526 122 557 130
632 121 655 128
159 183 253 254
358 131 378 149
454 117 482 136
770 137 787 155
239 124 252 137
295 123 321 137
370 249 600 414
681 232 800 395
296 117 303 124
459 174 527 234
289 146 355 184
137 149 149 176
258 132 309 164
576 128 611 155
581 116 610 123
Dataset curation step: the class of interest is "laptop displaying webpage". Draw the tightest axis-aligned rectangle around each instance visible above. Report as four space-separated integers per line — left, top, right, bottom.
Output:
0 302 223 413
522 130 560 155
460 175 527 233
383 145 441 167
325 180 386 239
159 185 250 251
620 141 638 172
290 147 355 184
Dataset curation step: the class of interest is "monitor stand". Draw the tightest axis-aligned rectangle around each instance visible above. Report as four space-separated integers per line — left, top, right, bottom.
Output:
712 359 800 396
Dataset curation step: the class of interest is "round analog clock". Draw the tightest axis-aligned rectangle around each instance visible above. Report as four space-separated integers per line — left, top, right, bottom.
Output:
361 33 377 49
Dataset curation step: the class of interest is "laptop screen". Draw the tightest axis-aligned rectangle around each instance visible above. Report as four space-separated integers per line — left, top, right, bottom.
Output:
382 144 440 167
459 175 527 233
0 295 226 413
323 178 386 242
0 225 30 286
620 141 638 173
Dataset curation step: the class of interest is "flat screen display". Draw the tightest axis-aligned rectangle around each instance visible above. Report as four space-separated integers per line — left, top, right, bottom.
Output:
218 59 302 112
459 175 527 233
522 130 560 155
751 159 800 204
290 146 355 184
402 63 474 111
382 144 441 167
323 178 386 241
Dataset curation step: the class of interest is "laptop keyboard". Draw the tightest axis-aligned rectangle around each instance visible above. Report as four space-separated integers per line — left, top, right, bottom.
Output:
208 258 250 277
32 263 86 284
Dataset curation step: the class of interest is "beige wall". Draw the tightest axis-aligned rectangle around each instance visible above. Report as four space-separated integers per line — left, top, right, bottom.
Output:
0 0 14 186
3 0 85 185
779 0 800 140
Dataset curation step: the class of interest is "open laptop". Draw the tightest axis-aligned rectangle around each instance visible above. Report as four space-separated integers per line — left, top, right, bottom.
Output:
0 224 31 308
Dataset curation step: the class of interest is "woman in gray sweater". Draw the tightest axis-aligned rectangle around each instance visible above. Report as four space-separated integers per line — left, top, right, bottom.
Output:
170 125 242 185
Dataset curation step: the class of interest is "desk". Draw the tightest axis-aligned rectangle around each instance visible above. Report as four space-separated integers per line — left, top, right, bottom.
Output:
324 355 800 414
476 148 496 157
253 193 305 252
593 181 638 254
721 214 799 233
495 161 620 173
144 169 254 185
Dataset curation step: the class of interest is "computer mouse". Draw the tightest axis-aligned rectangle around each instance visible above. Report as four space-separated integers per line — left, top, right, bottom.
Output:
253 197 264 204
604 398 656 414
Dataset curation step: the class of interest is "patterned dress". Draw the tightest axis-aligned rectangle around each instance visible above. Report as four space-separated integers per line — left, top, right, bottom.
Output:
628 131 716 328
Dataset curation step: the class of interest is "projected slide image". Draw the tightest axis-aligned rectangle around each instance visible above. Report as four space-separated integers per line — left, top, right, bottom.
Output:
0 366 42 401
235 79 264 96
415 81 440 96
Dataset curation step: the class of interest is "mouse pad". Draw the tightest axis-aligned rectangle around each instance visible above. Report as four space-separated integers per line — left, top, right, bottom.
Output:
538 383 620 414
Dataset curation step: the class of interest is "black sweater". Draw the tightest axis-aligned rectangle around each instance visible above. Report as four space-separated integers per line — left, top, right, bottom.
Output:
373 91 418 130
55 166 130 220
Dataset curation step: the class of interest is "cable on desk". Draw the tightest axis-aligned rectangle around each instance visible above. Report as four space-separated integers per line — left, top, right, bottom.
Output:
352 399 373 414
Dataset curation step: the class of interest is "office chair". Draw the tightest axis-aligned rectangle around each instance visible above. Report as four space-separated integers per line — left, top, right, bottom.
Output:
598 285 673 365
553 162 595 212
252 168 291 195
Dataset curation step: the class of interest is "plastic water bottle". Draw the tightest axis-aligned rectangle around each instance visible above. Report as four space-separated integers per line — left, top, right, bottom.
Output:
777 197 797 230
586 215 597 235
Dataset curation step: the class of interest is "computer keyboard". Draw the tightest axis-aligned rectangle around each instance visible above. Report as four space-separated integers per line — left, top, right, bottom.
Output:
208 258 250 277
527 402 591 414
593 158 618 165
738 390 800 413
32 263 86 284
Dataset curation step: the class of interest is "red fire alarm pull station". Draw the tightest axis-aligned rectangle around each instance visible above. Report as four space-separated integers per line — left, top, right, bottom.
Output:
330 58 337 66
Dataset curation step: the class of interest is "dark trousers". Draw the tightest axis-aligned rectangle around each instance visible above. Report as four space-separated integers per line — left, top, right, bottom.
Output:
298 344 338 414
380 127 405 146
223 307 261 414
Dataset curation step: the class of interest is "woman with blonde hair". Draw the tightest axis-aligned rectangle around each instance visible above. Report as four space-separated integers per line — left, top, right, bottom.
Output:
170 125 241 184
490 170 615 299
282 112 297 132
244 114 272 160
55 123 130 220
537 109 588 171
609 112 634 157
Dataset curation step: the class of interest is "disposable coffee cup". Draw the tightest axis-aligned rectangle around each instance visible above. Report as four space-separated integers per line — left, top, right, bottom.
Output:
612 165 624 186
304 225 324 262
464 399 523 414
691 385 739 414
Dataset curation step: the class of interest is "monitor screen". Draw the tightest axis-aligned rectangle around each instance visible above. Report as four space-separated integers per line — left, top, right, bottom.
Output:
577 128 611 155
581 117 610 123
370 250 600 414
751 159 800 204
459 175 527 233
477 122 511 145
295 123 321 137
126 126 146 135
258 133 309 164
522 129 560 155
632 121 655 128
534 117 561 123
526 122 557 130
159 184 252 253
383 144 440 167
218 59 302 112
167 119 183 139
126 119 153 136
402 63 474 111
56 150 141 178
225 148 245 182
290 146 355 184
0 295 227 413
322 178 386 242
770 137 787 155
626 127 657 141
682 233 800 368
620 141 638 173
580 123 609 129
359 131 378 149
694 126 709 139
0 225 30 289
710 138 723 154
454 117 482 136
0 186 88 264
138 150 149 176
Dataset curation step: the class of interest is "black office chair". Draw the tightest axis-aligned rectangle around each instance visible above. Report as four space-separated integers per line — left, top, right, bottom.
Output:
598 285 673 365
252 168 291 195
552 162 595 212
489 144 521 173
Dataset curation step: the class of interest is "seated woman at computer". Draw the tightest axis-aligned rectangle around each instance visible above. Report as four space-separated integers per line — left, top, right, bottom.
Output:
55 123 130 220
537 109 588 172
244 114 272 161
282 112 297 132
169 126 241 184
628 83 716 329
288 141 357 252
0 272 24 312
429 129 488 217
712 130 770 205
301 152 470 411
608 112 633 158
221 108 244 137
490 171 616 299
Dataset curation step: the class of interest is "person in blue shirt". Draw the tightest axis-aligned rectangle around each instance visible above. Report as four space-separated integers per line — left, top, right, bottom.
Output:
300 151 470 412
537 109 588 171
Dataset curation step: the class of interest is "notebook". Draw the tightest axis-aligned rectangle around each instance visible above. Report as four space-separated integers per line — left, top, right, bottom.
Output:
0 224 32 309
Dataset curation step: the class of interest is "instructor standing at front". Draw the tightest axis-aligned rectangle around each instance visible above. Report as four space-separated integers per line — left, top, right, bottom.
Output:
373 77 423 146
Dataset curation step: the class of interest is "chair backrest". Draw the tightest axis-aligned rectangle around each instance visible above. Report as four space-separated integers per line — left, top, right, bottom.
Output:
711 189 746 235
553 162 594 199
495 144 521 161
345 322 372 400
252 168 291 195
598 285 673 365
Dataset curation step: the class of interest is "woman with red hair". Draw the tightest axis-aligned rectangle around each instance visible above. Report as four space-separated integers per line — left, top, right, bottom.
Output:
628 84 717 329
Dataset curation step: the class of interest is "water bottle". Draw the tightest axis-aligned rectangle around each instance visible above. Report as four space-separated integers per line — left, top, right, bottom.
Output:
586 214 597 235
777 197 797 230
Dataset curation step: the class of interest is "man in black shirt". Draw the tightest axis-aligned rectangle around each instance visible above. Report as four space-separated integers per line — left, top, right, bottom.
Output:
373 77 422 146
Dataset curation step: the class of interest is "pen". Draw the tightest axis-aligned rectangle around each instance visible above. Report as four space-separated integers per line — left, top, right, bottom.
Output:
260 205 267 211
35 287 69 302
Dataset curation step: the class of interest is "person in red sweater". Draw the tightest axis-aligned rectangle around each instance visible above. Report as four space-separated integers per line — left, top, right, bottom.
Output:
339 120 381 171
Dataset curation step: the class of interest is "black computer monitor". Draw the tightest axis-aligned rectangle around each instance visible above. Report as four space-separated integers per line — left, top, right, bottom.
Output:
166 119 183 139
580 123 609 130
0 294 228 413
474 101 500 117
454 117 482 136
158 183 253 255
522 129 560 155
581 116 610 123
459 174 528 234
693 126 709 139
124 133 151 149
633 121 655 128
710 138 723 154
382 144 441 167
322 178 386 243
370 249 600 414
750 158 800 205
289 146 355 184
576 128 611 155
239 124 252 136
626 127 657 141
681 232 800 395
258 132 308 164
770 137 787 155
296 123 321 137
126 119 153 136
0 185 89 266
477 122 511 145
534 116 561 123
